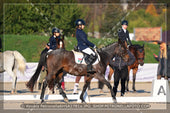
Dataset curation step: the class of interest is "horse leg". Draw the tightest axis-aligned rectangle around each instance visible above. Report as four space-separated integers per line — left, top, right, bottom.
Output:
6 68 16 94
13 67 18 93
125 76 129 92
57 81 68 103
126 67 130 92
96 74 116 103
132 68 138 92
40 78 48 103
56 72 68 103
11 76 17 94
80 74 92 103
108 67 114 81
98 81 104 93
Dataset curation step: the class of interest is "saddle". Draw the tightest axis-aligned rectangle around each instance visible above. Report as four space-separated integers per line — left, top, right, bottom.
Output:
72 46 100 65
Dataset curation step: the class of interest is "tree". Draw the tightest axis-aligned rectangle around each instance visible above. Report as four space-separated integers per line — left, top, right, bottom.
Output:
99 4 125 38
145 3 158 16
3 0 86 36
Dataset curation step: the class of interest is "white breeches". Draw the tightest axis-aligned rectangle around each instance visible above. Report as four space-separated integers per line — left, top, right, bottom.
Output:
82 47 95 56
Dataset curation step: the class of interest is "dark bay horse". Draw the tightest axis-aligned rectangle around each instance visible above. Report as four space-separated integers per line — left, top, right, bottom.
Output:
126 44 145 91
26 39 129 103
26 35 65 92
106 44 145 92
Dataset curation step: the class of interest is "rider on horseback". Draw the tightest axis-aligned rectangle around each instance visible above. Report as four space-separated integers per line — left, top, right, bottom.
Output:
118 20 132 46
48 27 61 51
75 19 97 74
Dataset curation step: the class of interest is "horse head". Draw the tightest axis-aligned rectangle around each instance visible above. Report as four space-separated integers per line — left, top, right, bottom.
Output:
56 35 65 49
136 44 145 66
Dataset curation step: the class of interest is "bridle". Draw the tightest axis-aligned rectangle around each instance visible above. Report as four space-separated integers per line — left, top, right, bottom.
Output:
135 47 144 61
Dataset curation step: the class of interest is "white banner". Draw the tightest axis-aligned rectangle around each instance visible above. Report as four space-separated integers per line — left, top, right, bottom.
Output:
0 63 158 82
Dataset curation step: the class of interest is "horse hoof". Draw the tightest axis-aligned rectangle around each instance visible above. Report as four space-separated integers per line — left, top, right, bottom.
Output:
64 98 69 103
99 89 104 93
11 91 14 94
52 91 55 94
113 99 117 103
81 100 86 104
41 100 44 103
133 89 136 92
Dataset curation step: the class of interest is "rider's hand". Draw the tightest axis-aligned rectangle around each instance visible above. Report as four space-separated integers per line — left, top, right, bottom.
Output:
93 45 97 52
93 45 97 49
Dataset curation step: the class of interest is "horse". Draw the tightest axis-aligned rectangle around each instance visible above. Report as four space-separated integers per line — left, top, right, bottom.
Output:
26 39 129 103
105 44 145 92
0 50 26 94
26 35 65 92
126 44 145 91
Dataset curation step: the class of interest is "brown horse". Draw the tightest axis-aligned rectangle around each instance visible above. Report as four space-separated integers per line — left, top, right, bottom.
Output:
26 35 65 92
106 44 145 92
56 36 65 49
26 39 129 103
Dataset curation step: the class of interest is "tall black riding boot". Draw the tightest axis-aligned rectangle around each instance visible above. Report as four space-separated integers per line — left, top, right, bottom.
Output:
87 54 97 74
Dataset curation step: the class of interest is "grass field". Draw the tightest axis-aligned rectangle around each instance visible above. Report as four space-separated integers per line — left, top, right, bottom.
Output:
3 34 159 63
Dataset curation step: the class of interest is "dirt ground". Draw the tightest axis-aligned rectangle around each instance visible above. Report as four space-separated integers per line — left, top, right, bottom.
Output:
0 81 169 110
2 81 152 97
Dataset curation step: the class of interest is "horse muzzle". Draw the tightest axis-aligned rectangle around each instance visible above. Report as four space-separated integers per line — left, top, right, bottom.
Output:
139 62 144 66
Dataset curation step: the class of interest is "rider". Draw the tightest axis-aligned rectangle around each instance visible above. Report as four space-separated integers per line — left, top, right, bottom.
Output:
48 27 61 51
75 19 97 74
118 20 132 46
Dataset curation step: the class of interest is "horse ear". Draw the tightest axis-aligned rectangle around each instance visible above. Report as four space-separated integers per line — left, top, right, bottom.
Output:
118 39 122 45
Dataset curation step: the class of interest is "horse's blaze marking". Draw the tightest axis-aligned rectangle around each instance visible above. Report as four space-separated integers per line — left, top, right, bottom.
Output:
59 41 63 48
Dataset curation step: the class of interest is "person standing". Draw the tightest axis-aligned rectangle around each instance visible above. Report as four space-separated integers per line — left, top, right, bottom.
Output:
153 42 167 79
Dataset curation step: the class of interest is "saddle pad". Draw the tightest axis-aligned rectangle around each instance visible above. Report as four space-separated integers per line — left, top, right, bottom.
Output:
72 50 100 65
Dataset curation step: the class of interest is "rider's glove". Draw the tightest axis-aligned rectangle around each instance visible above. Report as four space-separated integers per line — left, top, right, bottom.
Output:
93 45 97 49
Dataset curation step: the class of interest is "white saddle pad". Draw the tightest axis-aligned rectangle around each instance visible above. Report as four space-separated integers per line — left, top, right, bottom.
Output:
72 50 100 65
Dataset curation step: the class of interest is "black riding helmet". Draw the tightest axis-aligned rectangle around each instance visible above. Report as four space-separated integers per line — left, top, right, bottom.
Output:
121 20 128 26
75 19 85 26
52 27 60 34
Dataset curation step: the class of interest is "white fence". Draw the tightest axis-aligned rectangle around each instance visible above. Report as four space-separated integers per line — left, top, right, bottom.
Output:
0 63 158 82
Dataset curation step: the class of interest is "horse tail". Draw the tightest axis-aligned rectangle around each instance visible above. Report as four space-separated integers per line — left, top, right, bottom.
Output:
13 51 26 74
26 48 48 92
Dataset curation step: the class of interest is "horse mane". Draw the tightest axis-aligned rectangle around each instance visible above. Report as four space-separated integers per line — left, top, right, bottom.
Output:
100 42 117 51
131 44 144 49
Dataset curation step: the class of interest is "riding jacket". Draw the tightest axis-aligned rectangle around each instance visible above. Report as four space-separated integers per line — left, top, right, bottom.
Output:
76 28 95 51
49 36 60 50
118 28 132 46
109 50 135 70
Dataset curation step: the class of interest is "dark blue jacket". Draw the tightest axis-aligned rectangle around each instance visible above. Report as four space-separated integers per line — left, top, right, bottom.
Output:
118 28 132 45
49 36 60 50
76 29 95 51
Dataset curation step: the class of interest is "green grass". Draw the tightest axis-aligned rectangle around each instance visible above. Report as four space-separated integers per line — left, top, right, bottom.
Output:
3 34 159 63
